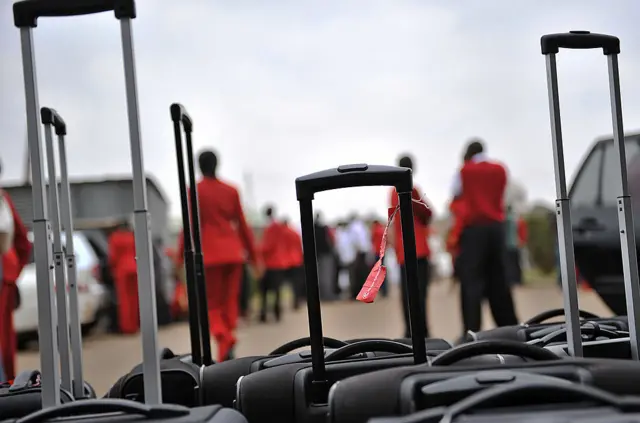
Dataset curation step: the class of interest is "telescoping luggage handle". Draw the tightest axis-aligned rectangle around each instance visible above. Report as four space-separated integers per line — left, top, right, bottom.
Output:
541 30 640 361
13 0 162 407
295 164 428 397
41 107 85 400
170 103 213 367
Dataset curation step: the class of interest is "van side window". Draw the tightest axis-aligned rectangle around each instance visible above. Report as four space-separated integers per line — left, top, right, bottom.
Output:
601 138 640 206
570 145 603 207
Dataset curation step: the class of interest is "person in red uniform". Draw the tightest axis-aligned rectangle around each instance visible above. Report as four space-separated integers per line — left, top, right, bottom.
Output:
0 189 31 380
108 218 139 335
452 140 518 336
282 218 304 310
389 154 433 339
258 206 288 322
193 150 260 361
370 219 388 298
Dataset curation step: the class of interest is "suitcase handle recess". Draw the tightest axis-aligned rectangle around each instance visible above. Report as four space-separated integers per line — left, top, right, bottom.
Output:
13 0 136 28
440 380 639 423
541 30 620 55
40 107 66 136
16 399 189 423
295 164 413 201
170 103 193 132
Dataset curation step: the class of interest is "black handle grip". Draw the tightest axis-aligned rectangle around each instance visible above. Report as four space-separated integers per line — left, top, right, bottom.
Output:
13 0 136 28
40 107 67 136
524 308 601 325
170 103 193 132
541 30 620 55
16 399 189 423
324 340 413 362
295 164 412 201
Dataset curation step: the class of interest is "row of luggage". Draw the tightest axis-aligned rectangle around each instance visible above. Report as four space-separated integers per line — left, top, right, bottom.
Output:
4 1 640 422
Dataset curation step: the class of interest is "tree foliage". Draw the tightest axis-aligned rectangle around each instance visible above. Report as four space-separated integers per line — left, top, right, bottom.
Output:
525 210 557 274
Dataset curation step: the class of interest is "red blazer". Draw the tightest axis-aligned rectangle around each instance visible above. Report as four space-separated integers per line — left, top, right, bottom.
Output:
389 187 432 265
283 225 303 268
370 221 384 257
192 177 258 267
2 193 31 283
459 160 507 225
108 229 138 279
260 220 288 270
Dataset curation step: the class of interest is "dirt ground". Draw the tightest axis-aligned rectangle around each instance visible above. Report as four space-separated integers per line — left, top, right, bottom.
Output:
17 282 612 395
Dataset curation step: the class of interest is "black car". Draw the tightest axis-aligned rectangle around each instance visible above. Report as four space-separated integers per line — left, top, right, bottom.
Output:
570 132 640 315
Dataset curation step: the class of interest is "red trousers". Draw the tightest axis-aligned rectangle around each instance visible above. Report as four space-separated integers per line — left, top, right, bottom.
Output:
115 273 140 334
0 282 17 381
171 281 188 319
205 264 242 362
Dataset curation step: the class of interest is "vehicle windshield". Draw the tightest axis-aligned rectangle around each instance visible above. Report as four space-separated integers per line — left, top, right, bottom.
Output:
570 136 640 208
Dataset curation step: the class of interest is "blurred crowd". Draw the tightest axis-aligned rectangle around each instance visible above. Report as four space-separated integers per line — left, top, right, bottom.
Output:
0 137 536 379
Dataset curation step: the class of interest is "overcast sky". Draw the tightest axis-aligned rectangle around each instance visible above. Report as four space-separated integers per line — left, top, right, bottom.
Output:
2 0 640 225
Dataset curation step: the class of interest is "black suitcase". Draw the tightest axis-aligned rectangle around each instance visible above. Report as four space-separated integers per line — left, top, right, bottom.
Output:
1 399 246 423
461 308 628 345
0 107 96 414
235 164 480 423
458 30 640 361
105 103 215 406
10 0 165 410
328 355 640 423
529 31 640 360
367 370 640 423
9 2 249 421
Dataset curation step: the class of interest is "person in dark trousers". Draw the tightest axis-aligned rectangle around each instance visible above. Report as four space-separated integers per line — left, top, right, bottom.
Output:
390 154 433 339
314 213 337 301
258 206 287 322
453 139 518 336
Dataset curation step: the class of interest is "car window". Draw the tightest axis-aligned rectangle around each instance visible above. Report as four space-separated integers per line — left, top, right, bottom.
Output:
25 232 97 270
570 145 603 208
63 233 98 270
601 137 640 206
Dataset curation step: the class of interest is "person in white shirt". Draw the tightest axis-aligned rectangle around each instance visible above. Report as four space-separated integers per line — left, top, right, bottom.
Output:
346 214 372 299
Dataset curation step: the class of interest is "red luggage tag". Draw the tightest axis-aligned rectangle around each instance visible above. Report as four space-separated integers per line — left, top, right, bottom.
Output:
356 205 399 303
356 194 430 303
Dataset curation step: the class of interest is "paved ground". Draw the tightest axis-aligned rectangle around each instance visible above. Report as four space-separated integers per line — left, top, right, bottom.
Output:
17 282 612 395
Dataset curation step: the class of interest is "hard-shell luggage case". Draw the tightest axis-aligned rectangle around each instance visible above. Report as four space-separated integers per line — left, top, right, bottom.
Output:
535 30 640 360
367 372 640 423
457 30 640 361
105 104 214 407
1 399 247 423
235 164 461 423
461 308 628 346
327 355 640 423
12 0 162 408
0 105 96 417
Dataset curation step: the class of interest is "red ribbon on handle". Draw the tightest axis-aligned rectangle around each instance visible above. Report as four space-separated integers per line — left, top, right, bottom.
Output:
356 195 430 304
356 206 398 303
